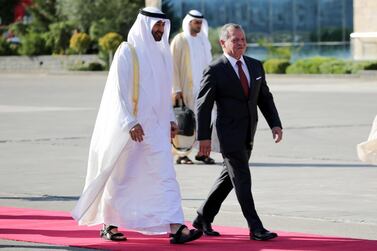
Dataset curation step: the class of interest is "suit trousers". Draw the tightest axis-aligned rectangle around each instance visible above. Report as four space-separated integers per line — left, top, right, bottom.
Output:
197 149 264 231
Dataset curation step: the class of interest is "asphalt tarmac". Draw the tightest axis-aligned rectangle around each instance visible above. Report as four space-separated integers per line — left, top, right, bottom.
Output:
0 72 376 250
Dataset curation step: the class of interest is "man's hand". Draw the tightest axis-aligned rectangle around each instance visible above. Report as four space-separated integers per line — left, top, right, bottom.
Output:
173 91 183 104
199 140 211 157
129 123 144 142
271 127 283 143
170 121 178 139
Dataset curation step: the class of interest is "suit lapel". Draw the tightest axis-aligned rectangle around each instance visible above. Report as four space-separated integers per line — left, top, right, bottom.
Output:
221 55 248 99
244 57 255 94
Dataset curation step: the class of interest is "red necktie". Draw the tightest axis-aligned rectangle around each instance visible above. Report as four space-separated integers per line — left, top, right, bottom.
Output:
236 60 249 97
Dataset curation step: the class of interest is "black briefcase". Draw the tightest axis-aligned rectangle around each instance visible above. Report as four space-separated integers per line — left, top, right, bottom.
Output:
173 99 196 136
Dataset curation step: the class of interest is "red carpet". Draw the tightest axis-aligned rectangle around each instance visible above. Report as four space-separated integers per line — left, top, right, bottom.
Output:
0 207 376 251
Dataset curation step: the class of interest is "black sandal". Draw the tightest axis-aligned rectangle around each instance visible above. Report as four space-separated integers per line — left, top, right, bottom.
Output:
176 156 194 164
170 224 203 244
195 155 215 164
100 225 127 241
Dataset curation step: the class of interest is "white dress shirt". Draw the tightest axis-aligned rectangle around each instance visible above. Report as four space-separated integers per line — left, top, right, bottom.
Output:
224 53 251 86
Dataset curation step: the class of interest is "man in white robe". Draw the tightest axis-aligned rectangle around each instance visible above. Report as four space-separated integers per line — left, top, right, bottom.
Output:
171 10 215 165
72 7 202 244
357 115 377 165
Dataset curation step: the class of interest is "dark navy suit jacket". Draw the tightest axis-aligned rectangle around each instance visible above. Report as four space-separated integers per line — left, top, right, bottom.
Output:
197 55 282 153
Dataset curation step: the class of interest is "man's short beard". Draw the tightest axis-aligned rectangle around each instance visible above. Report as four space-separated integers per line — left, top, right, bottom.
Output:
152 32 163 41
191 28 201 34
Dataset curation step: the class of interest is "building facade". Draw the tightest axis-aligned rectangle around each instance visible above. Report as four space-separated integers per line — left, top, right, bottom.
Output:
351 0 377 60
171 0 353 44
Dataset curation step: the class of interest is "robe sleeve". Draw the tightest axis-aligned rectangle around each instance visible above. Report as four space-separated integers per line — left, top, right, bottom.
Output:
114 42 139 131
171 35 183 93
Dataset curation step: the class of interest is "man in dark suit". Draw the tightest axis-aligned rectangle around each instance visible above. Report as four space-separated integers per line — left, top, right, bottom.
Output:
192 23 283 241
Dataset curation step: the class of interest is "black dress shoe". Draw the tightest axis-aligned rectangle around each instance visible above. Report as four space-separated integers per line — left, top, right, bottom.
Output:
192 216 220 236
195 155 215 164
250 229 278 241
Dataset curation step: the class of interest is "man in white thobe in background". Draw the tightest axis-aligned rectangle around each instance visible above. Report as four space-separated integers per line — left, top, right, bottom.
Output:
171 10 215 165
72 7 202 244
357 115 377 165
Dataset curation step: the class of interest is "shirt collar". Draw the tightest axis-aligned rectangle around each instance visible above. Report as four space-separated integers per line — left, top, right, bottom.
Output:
224 53 246 67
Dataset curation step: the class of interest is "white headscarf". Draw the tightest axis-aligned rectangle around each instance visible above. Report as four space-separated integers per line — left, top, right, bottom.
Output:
71 8 175 223
128 6 172 74
182 10 208 37
182 10 212 72
182 10 211 63
127 7 173 121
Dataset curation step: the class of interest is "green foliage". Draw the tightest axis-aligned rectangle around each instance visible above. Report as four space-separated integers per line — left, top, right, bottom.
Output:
364 62 377 70
0 37 9 55
318 60 350 74
0 37 18 55
8 22 28 37
263 59 290 74
98 32 123 68
45 21 75 54
58 0 143 39
27 0 59 33
271 47 292 60
69 60 104 71
279 58 377 74
88 62 104 71
258 38 294 60
19 32 48 55
317 59 362 74
70 32 91 54
98 32 123 53
350 62 369 74
320 61 377 74
89 19 113 43
286 57 335 74
341 61 377 74
208 27 222 57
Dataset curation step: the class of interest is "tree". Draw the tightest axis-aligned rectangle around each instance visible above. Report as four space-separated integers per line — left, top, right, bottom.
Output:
98 32 123 68
58 0 143 39
18 32 48 55
89 18 113 43
27 0 59 33
45 21 75 54
8 22 28 37
258 38 293 61
70 32 91 54
208 27 222 57
0 37 17 55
